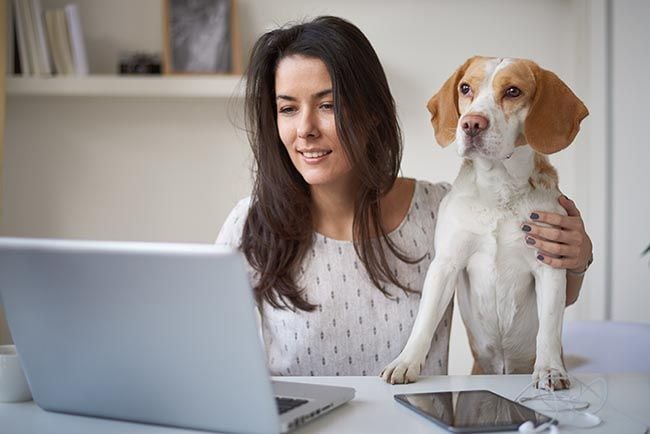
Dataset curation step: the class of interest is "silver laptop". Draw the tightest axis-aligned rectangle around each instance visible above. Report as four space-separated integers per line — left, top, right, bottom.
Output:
0 237 354 433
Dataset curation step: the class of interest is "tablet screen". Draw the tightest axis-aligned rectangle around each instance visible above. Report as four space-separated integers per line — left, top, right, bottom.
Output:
395 390 553 433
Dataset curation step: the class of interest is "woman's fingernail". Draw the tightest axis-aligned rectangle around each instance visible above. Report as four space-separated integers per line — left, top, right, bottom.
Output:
522 225 531 232
526 237 536 245
537 254 545 261
530 213 539 220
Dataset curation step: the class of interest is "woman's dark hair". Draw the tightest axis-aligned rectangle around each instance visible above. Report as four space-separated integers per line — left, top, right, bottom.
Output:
241 15 417 311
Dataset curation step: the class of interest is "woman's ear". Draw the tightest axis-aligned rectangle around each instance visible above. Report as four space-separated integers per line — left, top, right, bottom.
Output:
524 61 589 154
427 57 477 147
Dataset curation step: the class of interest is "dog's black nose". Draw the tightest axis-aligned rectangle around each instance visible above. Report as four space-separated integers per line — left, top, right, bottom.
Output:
461 114 489 137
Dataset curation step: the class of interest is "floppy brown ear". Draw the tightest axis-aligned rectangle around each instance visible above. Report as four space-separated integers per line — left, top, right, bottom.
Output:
524 62 589 154
427 57 477 147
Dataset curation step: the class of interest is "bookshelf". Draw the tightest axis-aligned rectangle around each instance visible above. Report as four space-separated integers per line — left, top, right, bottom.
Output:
6 75 245 98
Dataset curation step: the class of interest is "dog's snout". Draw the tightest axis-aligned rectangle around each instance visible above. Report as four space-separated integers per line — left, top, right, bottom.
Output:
461 114 489 137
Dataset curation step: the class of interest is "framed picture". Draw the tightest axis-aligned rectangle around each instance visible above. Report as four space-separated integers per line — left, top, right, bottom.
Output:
163 0 242 75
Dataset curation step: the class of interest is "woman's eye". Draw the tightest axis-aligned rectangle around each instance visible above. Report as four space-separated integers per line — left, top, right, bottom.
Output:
320 102 334 111
278 106 296 114
505 87 521 98
460 83 471 95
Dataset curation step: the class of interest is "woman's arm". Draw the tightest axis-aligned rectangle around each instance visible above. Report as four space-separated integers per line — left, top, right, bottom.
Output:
521 195 593 306
565 272 585 306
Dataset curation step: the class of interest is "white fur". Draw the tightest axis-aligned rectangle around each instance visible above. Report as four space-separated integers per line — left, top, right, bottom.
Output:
381 59 569 389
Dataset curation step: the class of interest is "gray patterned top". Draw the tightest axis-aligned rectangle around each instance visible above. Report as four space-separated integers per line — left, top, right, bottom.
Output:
216 179 453 376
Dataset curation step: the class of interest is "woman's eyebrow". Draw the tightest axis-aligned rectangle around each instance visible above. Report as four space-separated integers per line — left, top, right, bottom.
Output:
313 89 333 99
276 89 333 101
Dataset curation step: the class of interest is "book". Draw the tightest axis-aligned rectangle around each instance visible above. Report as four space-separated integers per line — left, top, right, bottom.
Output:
53 8 74 75
12 0 32 75
30 0 52 75
22 0 43 74
64 4 88 75
44 9 64 74
6 0 15 75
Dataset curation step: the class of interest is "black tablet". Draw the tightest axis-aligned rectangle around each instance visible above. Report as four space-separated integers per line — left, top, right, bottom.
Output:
394 390 555 433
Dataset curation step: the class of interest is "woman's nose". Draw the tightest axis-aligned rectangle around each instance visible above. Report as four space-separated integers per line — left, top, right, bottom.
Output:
297 110 319 139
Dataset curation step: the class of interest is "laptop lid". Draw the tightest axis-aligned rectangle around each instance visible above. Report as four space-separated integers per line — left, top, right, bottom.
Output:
0 237 281 433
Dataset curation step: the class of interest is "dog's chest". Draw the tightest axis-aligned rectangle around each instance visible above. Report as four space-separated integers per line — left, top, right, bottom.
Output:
455 195 539 340
465 205 533 291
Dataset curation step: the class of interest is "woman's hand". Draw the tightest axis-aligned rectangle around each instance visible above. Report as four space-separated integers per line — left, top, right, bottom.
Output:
522 195 593 273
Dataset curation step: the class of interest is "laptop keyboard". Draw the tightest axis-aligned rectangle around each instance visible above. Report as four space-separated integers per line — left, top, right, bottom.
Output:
275 396 309 414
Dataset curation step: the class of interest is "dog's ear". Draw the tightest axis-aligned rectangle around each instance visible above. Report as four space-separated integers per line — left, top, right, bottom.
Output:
524 62 589 154
427 57 476 147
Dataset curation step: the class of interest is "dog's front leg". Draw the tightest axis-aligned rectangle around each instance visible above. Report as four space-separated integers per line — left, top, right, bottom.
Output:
532 267 569 390
380 257 460 384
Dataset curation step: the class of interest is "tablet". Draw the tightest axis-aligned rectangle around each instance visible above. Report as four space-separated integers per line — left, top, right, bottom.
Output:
394 390 554 433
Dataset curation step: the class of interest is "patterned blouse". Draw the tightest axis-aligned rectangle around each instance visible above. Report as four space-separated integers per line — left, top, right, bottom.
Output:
216 179 453 376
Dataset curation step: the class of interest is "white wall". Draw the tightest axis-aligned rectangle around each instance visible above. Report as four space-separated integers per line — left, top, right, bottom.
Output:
3 0 593 241
3 0 646 372
610 0 650 321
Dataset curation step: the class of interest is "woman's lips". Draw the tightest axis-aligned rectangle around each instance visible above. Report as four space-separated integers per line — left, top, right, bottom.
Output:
299 150 332 164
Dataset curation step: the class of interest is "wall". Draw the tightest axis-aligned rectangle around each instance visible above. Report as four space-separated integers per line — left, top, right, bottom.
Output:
3 0 643 373
0 0 9 345
610 0 650 321
3 0 593 239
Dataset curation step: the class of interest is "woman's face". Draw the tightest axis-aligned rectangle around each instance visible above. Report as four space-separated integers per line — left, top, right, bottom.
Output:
275 55 353 188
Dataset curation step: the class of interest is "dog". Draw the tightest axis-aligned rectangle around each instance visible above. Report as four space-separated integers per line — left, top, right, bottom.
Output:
380 56 588 390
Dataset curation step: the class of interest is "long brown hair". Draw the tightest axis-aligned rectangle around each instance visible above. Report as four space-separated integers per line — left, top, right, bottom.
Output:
241 16 418 311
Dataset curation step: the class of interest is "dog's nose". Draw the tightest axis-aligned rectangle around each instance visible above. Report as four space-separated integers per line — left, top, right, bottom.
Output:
461 114 489 137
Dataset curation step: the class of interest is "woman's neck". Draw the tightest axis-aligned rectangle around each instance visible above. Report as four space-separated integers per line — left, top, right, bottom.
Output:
310 177 415 241
311 177 360 241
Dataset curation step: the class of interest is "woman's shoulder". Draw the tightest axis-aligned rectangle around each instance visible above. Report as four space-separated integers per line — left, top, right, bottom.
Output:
401 179 451 234
412 178 451 206
215 196 252 247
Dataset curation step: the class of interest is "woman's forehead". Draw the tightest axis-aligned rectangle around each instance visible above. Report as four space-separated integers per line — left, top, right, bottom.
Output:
275 55 332 96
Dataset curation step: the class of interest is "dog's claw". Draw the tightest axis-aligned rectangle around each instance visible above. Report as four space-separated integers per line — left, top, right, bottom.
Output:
533 366 570 391
380 357 422 384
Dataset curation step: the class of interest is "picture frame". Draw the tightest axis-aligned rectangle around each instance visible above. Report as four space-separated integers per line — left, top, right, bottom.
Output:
163 0 242 75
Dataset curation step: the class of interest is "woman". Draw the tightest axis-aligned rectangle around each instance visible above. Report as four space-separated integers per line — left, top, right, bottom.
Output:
217 16 592 377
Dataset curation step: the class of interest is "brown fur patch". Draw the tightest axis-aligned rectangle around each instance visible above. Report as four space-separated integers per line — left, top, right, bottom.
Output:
492 60 536 124
458 58 491 114
520 59 589 154
428 56 492 147
530 153 559 189
514 133 527 147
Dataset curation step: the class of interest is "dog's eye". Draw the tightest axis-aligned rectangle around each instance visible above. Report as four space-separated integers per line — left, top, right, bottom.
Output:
505 87 521 98
460 83 471 95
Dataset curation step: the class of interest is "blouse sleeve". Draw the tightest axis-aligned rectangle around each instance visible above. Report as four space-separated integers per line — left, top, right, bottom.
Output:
215 197 265 344
215 197 251 248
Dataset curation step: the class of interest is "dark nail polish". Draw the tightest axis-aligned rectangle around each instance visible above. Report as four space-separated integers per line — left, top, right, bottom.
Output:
522 225 531 232
530 213 539 220
526 237 536 245
537 254 545 261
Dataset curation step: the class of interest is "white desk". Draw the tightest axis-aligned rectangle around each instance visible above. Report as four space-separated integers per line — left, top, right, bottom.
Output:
1 374 648 434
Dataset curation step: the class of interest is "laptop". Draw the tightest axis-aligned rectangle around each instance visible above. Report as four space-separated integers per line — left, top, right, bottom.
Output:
0 237 354 433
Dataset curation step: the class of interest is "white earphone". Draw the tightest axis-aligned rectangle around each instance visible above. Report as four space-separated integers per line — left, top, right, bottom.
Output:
518 420 559 433
518 411 601 433
567 411 602 428
515 372 605 434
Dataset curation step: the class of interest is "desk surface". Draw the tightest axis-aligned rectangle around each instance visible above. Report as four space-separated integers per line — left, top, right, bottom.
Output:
1 374 648 434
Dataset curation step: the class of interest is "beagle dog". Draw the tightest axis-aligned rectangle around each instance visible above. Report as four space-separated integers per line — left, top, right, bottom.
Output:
380 56 588 390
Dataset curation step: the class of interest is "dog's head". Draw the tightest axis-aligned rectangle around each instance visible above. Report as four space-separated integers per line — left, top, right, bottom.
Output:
427 56 588 160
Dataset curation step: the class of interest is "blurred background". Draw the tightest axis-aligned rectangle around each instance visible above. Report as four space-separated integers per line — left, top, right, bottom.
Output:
1 0 648 375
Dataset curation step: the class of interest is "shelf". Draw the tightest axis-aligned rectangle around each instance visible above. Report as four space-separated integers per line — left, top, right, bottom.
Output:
5 75 245 98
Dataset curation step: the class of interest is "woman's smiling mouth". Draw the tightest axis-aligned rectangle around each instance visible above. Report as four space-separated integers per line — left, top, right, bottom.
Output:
299 149 333 163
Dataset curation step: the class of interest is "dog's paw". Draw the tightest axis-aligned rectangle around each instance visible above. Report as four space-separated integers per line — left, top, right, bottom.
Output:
532 365 571 390
379 357 422 384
